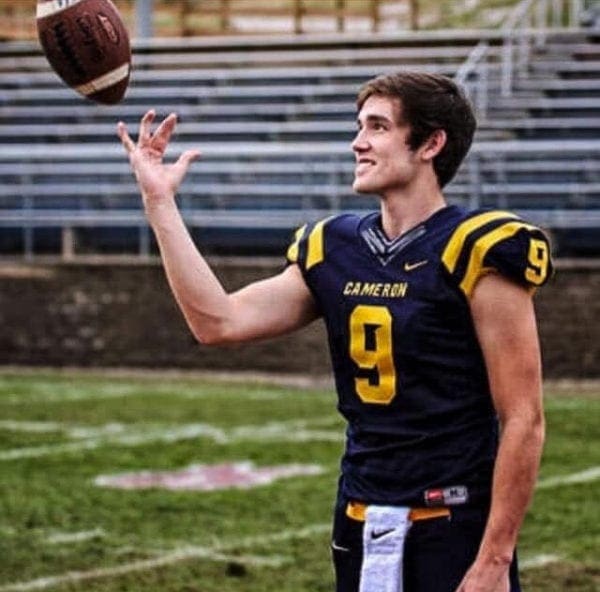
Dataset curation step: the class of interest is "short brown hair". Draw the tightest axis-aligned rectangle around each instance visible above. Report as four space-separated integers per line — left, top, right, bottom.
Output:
356 71 476 188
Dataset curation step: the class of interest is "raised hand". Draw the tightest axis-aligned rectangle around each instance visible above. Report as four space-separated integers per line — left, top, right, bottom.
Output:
117 110 201 209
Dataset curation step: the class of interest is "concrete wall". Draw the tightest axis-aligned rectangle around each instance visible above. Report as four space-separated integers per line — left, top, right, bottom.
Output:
1 258 598 378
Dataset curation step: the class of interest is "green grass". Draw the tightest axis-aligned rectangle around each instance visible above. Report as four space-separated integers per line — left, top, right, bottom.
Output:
0 370 598 591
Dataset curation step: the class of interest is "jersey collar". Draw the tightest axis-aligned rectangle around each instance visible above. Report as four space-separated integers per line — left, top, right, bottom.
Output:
359 206 460 266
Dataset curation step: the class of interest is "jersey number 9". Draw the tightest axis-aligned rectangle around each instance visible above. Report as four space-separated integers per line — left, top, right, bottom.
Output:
349 305 397 405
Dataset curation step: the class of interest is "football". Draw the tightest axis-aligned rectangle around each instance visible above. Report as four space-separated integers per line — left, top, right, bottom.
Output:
36 0 131 104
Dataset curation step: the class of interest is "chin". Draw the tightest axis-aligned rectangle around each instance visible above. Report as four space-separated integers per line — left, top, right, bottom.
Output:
353 178 374 194
353 184 380 196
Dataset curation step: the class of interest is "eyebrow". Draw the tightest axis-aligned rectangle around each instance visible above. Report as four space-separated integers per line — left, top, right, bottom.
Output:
356 113 394 127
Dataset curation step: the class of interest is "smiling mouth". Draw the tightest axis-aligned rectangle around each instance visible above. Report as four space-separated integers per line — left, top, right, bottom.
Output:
355 160 375 175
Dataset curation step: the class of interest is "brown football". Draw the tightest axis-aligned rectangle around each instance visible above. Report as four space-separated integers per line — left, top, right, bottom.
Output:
36 0 131 104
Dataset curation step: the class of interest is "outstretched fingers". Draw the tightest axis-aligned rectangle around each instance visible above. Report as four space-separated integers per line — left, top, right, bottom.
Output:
117 112 199 187
151 112 179 152
138 109 156 144
117 121 136 154
117 110 159 155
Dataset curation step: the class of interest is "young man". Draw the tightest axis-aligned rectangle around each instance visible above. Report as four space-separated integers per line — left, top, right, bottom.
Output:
117 71 553 592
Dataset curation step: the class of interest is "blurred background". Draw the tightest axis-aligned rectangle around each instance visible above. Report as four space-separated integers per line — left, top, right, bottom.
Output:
0 0 598 376
0 4 598 591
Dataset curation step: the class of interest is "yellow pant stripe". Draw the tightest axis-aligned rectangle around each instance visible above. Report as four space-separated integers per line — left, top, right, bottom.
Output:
346 501 450 523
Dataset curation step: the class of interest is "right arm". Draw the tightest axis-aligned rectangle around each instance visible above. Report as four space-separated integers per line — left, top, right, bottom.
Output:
117 110 318 345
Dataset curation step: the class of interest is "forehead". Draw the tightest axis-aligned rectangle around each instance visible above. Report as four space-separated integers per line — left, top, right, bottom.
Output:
357 94 403 123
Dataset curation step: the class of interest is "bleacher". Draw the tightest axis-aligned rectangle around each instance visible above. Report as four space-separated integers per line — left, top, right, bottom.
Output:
0 8 599 257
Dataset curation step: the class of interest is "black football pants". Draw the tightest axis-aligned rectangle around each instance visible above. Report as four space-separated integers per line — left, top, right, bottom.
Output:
331 500 521 592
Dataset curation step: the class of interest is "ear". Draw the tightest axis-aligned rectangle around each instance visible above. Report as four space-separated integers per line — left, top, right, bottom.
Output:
420 129 447 161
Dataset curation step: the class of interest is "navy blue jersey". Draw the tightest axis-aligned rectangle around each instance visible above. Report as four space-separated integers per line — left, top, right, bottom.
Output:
286 206 553 508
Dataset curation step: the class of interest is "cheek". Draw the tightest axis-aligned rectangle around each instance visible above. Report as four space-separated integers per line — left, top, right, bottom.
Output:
383 157 406 176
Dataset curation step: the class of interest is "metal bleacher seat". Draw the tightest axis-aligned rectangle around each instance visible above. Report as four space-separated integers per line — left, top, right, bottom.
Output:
491 96 600 115
1 23 599 257
0 33 376 255
480 116 600 139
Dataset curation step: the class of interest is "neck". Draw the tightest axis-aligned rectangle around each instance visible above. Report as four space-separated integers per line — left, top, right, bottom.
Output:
379 179 446 239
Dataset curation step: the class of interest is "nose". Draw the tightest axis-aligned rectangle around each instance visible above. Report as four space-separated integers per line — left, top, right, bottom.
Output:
351 128 369 153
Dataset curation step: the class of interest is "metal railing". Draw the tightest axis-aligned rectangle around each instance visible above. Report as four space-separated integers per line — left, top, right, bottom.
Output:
455 0 596 116
454 41 491 116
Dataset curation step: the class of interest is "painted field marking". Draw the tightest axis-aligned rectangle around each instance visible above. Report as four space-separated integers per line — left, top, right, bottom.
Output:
0 378 332 405
537 466 600 489
0 550 284 592
0 416 341 437
520 554 562 570
94 461 325 491
0 383 154 405
0 416 342 461
0 421 64 433
0 523 330 592
46 529 106 545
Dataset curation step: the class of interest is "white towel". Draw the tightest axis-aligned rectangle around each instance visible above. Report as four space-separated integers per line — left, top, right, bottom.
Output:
358 505 412 592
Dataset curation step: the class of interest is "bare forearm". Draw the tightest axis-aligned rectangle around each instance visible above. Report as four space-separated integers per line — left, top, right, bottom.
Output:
478 412 545 563
146 201 232 343
147 201 318 344
461 273 548 591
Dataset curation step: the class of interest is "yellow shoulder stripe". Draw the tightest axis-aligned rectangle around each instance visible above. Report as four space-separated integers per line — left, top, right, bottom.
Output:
286 224 306 263
460 220 537 297
286 217 333 269
442 211 518 273
306 217 333 270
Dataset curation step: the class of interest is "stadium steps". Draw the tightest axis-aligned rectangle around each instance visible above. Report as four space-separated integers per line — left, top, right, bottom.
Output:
0 30 599 255
482 30 600 140
1 140 597 214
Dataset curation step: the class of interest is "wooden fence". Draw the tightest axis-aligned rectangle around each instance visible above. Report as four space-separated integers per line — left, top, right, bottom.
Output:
0 0 417 40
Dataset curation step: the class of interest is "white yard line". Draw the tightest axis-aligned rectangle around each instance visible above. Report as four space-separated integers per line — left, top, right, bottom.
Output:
45 529 106 545
1 373 333 405
537 466 600 489
0 440 103 461
0 525 570 591
213 524 331 551
1 384 155 405
520 554 562 569
0 366 334 391
0 524 330 592
0 417 342 461
0 421 64 433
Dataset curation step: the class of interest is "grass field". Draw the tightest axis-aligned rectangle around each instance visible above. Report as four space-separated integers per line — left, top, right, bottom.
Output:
0 369 598 591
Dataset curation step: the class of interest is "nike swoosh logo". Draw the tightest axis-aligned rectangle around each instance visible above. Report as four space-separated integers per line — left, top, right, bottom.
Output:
331 540 351 552
371 528 396 540
404 260 428 272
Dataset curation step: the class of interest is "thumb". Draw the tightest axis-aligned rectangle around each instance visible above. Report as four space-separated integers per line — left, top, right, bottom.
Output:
170 150 202 189
176 149 202 171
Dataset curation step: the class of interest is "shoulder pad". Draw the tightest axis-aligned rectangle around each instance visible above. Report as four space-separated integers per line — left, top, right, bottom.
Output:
285 217 333 271
441 210 553 298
